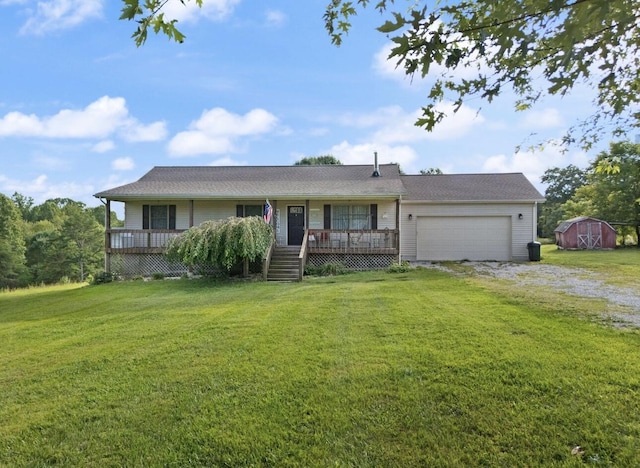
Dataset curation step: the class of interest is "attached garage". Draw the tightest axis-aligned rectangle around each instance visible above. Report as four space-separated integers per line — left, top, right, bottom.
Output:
416 216 511 261
399 173 545 262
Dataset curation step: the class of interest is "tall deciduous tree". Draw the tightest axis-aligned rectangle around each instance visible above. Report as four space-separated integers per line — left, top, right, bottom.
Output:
584 141 640 243
57 204 105 282
22 200 104 284
420 168 443 175
538 165 587 237
0 194 27 289
294 155 342 165
328 0 640 150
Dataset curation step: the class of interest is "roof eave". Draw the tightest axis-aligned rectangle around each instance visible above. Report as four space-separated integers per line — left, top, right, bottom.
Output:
401 198 546 204
94 193 404 201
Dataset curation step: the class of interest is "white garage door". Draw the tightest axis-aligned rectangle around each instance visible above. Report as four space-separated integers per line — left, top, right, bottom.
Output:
417 216 511 261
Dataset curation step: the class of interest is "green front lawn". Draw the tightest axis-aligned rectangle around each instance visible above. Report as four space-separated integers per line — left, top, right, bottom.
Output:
1 270 639 466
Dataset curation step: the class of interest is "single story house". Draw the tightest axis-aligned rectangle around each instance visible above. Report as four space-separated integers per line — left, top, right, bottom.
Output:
94 162 545 279
554 216 617 250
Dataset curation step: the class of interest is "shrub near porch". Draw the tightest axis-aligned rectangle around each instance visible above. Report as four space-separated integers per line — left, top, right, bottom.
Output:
0 270 639 466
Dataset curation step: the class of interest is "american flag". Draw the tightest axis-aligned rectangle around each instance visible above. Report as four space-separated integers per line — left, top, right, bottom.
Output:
263 200 272 224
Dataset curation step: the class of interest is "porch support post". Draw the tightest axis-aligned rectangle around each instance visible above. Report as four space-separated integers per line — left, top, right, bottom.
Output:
105 199 111 273
189 200 194 227
396 198 401 261
305 200 310 231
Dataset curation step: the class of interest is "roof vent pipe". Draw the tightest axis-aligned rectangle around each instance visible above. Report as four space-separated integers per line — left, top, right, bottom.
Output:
372 151 380 177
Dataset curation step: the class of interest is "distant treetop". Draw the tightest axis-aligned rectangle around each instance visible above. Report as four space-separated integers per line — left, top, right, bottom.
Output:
294 155 342 165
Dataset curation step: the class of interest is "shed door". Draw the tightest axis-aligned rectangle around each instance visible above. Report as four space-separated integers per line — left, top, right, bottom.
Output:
417 216 511 261
577 222 602 249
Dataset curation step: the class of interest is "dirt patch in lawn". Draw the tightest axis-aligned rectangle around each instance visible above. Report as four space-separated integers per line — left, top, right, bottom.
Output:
413 261 640 329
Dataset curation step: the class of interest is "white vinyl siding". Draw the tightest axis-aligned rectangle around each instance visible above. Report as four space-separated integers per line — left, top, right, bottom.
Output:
125 201 190 229
193 201 236 226
401 203 536 262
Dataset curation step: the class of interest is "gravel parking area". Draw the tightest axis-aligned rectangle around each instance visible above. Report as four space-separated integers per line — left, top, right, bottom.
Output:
414 261 640 328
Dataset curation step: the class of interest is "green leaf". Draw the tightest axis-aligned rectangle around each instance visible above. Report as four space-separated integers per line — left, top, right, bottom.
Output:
377 12 406 34
119 0 141 20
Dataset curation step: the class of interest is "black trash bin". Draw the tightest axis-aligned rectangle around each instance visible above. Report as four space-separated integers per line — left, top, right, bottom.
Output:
527 241 541 261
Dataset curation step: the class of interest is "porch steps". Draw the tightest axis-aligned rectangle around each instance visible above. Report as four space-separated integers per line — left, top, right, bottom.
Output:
267 246 301 282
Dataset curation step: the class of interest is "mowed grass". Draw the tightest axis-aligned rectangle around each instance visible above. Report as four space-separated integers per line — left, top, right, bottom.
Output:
541 243 640 288
1 269 640 466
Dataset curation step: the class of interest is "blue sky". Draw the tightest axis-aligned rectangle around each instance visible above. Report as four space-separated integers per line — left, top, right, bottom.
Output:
0 0 603 215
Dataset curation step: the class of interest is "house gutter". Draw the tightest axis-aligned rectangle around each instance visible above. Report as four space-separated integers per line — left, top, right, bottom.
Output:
532 201 538 241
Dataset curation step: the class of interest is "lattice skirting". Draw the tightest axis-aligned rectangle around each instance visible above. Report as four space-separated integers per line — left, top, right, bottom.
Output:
308 253 397 270
109 254 261 278
109 253 188 277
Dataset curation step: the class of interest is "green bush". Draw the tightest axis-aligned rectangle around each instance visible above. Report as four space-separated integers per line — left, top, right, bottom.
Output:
387 261 412 273
92 271 114 284
58 276 71 285
151 272 165 281
305 261 349 277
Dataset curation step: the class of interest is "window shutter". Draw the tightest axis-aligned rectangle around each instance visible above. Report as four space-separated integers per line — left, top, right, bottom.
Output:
324 204 331 229
142 205 149 229
370 204 378 229
236 205 243 217
169 205 176 229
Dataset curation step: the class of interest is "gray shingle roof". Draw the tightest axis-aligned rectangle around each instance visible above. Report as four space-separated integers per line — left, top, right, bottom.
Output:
94 164 405 200
400 173 545 202
94 166 545 203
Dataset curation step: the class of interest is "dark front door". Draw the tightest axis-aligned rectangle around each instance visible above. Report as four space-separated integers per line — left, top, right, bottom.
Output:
288 206 305 245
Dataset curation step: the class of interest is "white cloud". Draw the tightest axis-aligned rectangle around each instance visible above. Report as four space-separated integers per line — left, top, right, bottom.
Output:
160 0 240 23
518 108 565 130
121 121 168 142
0 96 166 142
372 44 410 84
112 157 135 171
482 146 590 188
336 103 484 144
168 107 279 157
19 0 103 36
0 173 94 204
327 141 419 172
91 140 115 153
207 156 248 166
376 103 484 143
264 9 286 27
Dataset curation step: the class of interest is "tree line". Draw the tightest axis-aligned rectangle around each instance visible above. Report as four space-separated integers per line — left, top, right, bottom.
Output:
0 193 122 289
539 141 640 244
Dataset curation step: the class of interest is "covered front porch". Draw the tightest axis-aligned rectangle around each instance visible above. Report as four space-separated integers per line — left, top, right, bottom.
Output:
306 229 398 254
104 228 398 256
103 227 400 277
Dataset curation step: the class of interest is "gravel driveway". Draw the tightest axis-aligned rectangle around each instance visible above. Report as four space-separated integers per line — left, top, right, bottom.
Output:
414 261 640 328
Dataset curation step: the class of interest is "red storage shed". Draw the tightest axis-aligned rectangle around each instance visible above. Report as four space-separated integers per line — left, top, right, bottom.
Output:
554 216 617 250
